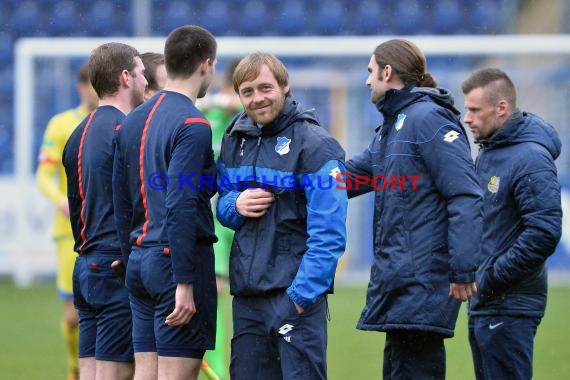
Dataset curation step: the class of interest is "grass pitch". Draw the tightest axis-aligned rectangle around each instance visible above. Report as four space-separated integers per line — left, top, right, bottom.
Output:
0 280 568 379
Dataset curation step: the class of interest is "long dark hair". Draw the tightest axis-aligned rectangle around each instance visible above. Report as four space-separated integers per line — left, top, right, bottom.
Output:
374 39 437 88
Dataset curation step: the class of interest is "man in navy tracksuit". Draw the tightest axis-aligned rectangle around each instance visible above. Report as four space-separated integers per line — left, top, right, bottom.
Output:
462 68 562 380
112 26 218 380
345 39 483 379
217 52 347 380
63 42 147 379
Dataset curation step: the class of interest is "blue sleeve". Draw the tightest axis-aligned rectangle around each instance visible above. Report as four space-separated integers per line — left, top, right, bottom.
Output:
345 137 376 198
166 121 212 283
417 111 483 283
112 131 133 267
492 160 562 288
286 159 348 308
216 161 246 230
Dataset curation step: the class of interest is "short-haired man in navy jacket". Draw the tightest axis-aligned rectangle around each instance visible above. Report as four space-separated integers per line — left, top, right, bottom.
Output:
217 52 347 380
462 68 562 380
113 25 218 380
63 42 147 380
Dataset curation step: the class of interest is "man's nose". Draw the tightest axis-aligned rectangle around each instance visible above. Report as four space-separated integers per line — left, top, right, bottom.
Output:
252 90 264 103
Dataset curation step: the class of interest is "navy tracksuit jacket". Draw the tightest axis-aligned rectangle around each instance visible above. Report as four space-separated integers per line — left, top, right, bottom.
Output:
346 86 483 337
216 95 348 309
113 90 217 283
63 105 125 254
469 110 562 317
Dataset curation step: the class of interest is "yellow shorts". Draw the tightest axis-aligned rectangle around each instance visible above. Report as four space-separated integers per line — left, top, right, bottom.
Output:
55 236 77 300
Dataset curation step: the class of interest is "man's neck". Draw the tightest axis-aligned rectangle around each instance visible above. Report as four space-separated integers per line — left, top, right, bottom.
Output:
164 77 200 103
98 95 132 115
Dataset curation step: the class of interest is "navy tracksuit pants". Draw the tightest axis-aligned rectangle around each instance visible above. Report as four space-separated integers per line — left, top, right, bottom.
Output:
383 330 446 379
230 290 328 380
469 315 541 380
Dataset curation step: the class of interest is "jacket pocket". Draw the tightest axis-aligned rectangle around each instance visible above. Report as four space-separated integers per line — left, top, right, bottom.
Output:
271 292 299 332
477 264 503 302
229 237 246 292
271 235 294 273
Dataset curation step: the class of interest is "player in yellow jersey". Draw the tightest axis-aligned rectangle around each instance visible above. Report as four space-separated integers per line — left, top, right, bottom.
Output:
35 63 98 380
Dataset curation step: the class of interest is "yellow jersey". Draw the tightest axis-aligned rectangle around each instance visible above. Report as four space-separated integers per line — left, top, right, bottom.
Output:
36 105 90 238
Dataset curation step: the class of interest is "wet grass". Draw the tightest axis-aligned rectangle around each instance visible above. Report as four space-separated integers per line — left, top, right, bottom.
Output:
0 280 568 379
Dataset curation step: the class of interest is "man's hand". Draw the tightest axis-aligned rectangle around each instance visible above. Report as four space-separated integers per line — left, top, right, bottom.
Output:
111 259 125 278
58 199 70 217
236 188 275 218
216 276 228 295
165 283 196 326
449 282 477 302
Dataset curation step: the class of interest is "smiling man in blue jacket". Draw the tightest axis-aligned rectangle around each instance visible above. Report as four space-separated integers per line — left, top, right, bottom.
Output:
462 68 562 380
216 52 347 380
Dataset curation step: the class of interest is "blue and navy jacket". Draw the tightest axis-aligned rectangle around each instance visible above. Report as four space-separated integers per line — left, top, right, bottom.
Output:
113 91 217 284
63 105 125 255
346 86 483 337
469 111 562 318
217 95 347 309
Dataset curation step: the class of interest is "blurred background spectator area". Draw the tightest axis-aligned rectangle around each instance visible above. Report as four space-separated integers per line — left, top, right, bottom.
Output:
2 0 570 283
2 0 569 174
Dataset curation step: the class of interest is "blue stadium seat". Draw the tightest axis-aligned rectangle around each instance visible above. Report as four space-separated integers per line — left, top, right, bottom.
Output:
352 0 385 35
0 111 14 173
160 1 194 36
392 0 425 35
275 0 306 36
199 1 230 36
11 1 42 37
47 1 78 36
0 34 13 69
86 1 117 36
469 0 501 34
0 66 13 101
239 0 269 36
431 0 463 34
0 107 12 144
0 68 13 174
0 3 10 32
314 1 346 35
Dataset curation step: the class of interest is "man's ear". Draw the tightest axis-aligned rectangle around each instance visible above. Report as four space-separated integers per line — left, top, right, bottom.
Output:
200 58 212 74
383 64 393 81
497 99 509 117
119 69 130 87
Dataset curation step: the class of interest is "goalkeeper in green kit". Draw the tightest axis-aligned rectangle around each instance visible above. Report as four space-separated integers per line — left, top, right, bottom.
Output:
198 57 242 380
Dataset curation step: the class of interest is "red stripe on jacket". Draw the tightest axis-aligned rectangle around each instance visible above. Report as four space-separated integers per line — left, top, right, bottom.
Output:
184 117 211 127
136 93 167 246
77 110 98 252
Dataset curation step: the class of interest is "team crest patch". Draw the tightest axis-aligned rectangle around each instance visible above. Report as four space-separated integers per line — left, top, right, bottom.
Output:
488 176 500 193
394 113 406 131
275 136 291 155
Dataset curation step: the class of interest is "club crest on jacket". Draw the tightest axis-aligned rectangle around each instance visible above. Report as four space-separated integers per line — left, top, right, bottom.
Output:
275 136 291 155
394 113 406 131
488 176 500 193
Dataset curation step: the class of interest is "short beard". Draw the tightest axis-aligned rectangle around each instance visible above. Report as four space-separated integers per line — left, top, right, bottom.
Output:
131 91 145 109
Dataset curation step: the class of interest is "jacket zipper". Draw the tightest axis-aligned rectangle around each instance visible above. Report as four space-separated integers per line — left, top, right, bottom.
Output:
247 136 263 289
252 136 261 180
